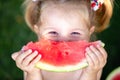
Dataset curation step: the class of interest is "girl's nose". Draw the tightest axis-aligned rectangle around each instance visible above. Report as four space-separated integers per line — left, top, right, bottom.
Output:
57 36 72 42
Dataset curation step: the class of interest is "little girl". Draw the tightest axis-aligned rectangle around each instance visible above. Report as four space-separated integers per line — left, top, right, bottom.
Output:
11 0 113 80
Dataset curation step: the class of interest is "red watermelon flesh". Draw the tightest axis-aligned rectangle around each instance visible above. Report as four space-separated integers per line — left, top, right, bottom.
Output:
22 39 104 72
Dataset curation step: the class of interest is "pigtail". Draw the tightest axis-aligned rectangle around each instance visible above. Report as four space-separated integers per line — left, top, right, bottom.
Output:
94 0 113 32
22 0 42 30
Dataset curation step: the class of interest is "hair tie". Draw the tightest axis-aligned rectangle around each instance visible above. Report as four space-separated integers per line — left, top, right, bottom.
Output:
32 0 37 2
91 0 104 11
32 0 40 2
32 0 104 11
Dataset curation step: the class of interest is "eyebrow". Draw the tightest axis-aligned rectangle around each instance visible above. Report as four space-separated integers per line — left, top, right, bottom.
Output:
72 27 87 31
42 26 57 30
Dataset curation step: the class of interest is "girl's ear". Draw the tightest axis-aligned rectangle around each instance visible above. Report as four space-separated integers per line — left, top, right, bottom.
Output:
33 25 42 40
33 25 39 34
89 26 95 35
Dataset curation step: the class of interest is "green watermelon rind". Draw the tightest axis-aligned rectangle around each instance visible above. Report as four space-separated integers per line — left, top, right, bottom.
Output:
106 67 120 80
35 60 88 72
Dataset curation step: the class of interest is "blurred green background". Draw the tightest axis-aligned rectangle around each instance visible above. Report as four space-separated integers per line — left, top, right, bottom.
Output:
0 0 120 80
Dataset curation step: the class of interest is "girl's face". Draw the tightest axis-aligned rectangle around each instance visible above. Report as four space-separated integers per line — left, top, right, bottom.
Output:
35 3 94 42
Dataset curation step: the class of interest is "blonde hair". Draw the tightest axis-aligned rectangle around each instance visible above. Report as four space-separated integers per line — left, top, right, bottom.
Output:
23 0 113 32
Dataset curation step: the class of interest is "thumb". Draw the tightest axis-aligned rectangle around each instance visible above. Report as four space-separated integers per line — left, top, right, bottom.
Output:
96 40 105 47
11 51 21 60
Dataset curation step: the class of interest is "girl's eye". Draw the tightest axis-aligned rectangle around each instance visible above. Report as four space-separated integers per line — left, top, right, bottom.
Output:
71 32 81 36
48 31 58 36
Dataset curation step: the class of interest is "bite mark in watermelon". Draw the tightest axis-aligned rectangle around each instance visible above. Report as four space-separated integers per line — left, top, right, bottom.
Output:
106 67 120 80
23 39 104 72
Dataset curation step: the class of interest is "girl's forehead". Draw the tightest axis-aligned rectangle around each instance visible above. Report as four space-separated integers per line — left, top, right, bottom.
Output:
41 1 89 17
40 2 89 27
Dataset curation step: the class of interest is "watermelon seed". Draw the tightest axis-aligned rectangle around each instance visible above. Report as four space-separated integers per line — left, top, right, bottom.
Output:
65 51 69 55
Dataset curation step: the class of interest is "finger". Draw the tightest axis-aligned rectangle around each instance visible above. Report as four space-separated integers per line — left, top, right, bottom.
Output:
87 47 99 65
96 45 108 59
16 49 32 64
30 54 41 66
86 47 97 66
89 45 103 63
90 45 107 68
22 51 38 66
86 52 94 67
11 45 27 60
11 51 21 60
96 45 107 67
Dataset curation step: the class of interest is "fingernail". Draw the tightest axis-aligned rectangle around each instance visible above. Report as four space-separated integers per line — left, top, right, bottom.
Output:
90 45 93 48
86 47 89 51
28 49 32 53
20 46 26 53
34 51 38 54
11 54 15 60
38 54 42 59
21 45 25 51
97 44 100 47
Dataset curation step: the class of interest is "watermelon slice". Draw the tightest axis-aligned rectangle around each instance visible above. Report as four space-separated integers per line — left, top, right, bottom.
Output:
22 39 104 72
106 67 120 80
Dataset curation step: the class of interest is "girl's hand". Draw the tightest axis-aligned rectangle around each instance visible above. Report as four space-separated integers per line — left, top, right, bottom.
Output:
11 49 42 80
85 42 107 74
80 41 107 80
